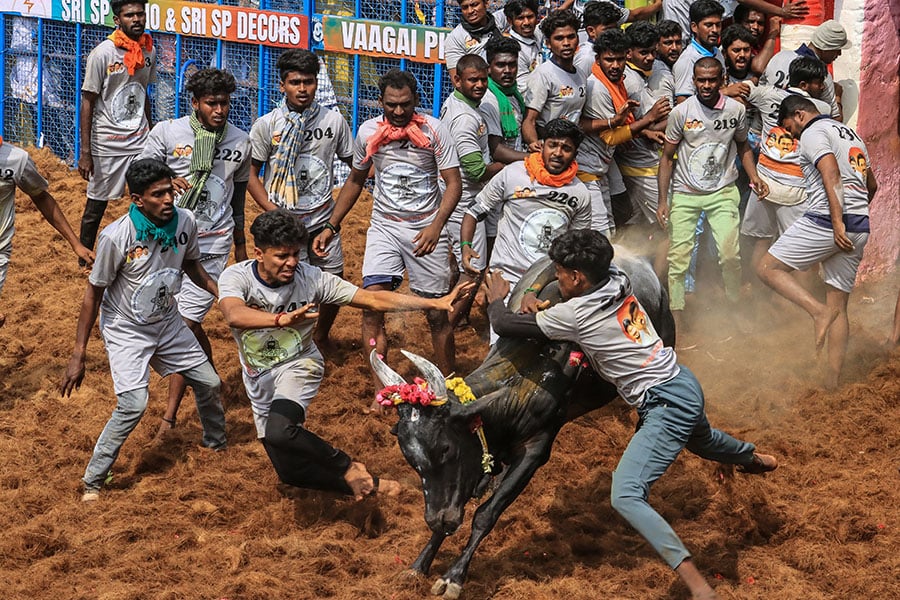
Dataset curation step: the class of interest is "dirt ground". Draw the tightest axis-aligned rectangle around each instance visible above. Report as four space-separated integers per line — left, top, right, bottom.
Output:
0 147 897 600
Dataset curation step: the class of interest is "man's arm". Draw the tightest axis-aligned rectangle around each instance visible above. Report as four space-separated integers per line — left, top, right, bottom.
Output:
737 139 769 200
521 108 541 151
219 296 318 329
61 283 104 396
488 136 529 164
627 0 662 21
78 91 98 181
866 167 878 202
231 180 248 262
751 17 781 75
413 166 462 257
656 140 677 228
183 258 219 298
312 165 368 256
348 283 472 313
30 190 94 264
247 161 279 211
738 0 809 18
816 153 853 251
484 270 549 339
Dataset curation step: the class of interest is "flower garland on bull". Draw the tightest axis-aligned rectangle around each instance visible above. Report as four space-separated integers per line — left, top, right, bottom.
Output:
377 377 494 474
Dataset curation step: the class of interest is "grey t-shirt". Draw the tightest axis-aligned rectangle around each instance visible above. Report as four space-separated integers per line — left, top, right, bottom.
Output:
761 48 840 119
799 117 871 217
525 60 587 128
89 208 200 325
574 42 595 82
467 161 592 284
619 66 663 169
510 31 544 95
139 117 251 255
82 38 157 157
672 39 726 98
249 104 353 230
440 92 491 208
353 113 460 226
0 142 48 243
576 74 616 176
648 59 676 106
444 10 506 70
480 88 524 152
664 94 748 193
536 266 680 407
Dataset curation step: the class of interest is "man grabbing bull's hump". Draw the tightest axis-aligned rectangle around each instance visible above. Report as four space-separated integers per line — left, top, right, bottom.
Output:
484 229 777 600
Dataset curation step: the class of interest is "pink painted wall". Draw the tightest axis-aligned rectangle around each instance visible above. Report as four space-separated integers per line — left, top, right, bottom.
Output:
856 0 900 278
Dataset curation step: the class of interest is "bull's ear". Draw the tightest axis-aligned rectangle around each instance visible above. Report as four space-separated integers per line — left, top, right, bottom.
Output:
369 349 406 387
400 350 448 400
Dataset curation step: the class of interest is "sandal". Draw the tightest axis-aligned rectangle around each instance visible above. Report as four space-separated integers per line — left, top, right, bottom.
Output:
737 453 778 475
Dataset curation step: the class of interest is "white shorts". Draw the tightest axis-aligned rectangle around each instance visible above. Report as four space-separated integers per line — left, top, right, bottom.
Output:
87 154 136 202
741 193 807 239
622 173 660 225
100 311 208 395
362 219 452 296
242 350 325 438
302 227 344 274
583 178 613 234
446 209 486 273
768 217 868 293
177 253 229 323
608 160 626 196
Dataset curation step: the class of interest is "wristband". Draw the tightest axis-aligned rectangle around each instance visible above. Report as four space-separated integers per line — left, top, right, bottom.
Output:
606 117 612 129
274 312 287 327
324 221 341 234
460 240 473 248
523 287 537 295
161 417 176 425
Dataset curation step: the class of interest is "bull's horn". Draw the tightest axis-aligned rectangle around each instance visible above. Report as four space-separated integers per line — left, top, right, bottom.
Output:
400 350 448 399
369 349 407 387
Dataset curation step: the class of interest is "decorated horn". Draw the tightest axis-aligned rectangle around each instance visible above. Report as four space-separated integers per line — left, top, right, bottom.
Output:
369 349 407 387
400 350 448 399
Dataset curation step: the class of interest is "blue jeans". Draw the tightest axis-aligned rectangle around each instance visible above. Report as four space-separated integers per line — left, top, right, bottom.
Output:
83 361 226 490
610 366 755 569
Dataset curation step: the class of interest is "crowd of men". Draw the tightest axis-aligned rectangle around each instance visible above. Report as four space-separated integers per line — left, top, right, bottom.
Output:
0 0 881 598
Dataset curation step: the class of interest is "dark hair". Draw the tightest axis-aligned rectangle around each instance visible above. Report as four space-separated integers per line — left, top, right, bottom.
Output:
503 0 540 21
582 1 622 29
126 158 176 196
721 24 756 50
593 28 630 57
693 56 724 77
111 0 143 17
456 54 489 74
549 229 614 284
485 36 521 64
777 94 819 125
656 19 683 40
733 4 764 25
378 68 419 97
186 68 237 99
626 21 658 49
539 9 581 39
276 49 320 81
541 118 584 149
250 209 308 249
788 55 827 87
689 0 724 24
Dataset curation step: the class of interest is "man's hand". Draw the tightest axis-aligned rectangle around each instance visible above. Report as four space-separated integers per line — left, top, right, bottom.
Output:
614 99 641 126
781 0 809 19
312 229 335 257
461 245 481 277
435 280 478 313
526 140 542 153
77 153 94 181
750 176 770 200
74 244 96 266
484 270 511 304
767 16 782 39
280 304 321 327
520 292 551 314
643 129 667 145
832 221 855 252
656 201 670 230
647 97 671 123
721 82 750 98
172 177 192 194
412 223 441 257
61 353 86 397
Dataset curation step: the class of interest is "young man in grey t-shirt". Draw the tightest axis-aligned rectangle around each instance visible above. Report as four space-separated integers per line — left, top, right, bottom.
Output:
61 159 226 502
77 0 157 268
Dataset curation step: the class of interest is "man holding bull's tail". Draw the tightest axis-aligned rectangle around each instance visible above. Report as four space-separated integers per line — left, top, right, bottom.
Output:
218 210 471 501
484 229 777 600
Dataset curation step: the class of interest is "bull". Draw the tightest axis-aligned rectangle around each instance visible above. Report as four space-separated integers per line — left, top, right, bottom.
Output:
371 254 675 599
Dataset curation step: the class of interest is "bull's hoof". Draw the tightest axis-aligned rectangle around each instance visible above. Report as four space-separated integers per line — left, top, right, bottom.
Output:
430 578 462 599
399 568 425 583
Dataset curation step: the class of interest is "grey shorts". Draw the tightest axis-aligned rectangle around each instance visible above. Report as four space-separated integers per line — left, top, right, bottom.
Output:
302 228 344 274
608 160 626 196
583 178 613 235
177 253 229 323
243 350 325 438
100 311 208 395
87 154 136 201
741 175 807 239
622 173 660 225
768 216 868 293
362 219 452 296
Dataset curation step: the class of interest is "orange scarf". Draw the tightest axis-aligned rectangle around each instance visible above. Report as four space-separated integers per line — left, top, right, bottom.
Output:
592 63 635 126
524 152 578 187
363 112 432 164
108 29 153 76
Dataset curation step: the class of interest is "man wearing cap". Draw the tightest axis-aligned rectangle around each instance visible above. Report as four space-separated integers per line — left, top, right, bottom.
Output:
760 19 849 121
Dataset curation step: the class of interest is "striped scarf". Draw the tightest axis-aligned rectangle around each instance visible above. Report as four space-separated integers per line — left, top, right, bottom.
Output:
177 111 226 211
266 100 320 209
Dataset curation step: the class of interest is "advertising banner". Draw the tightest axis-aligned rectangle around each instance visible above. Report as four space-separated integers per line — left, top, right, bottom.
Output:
321 15 449 64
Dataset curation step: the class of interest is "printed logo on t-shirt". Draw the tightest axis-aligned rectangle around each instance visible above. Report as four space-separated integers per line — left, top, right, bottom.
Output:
518 208 568 262
764 127 796 158
381 162 433 213
110 82 145 129
512 186 537 198
184 173 228 230
107 62 126 75
240 327 305 371
559 86 575 98
271 153 330 212
173 144 194 158
616 296 659 344
683 119 705 132
126 244 150 263
465 37 479 49
686 141 728 191
130 267 180 324
848 147 867 177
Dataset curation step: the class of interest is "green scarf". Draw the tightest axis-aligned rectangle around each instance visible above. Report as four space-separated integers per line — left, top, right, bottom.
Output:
178 111 227 211
129 203 179 253
487 78 525 140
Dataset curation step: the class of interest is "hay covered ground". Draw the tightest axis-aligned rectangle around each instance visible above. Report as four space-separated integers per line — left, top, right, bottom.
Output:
0 147 897 599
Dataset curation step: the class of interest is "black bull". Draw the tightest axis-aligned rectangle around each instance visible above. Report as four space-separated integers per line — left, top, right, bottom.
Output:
371 255 676 600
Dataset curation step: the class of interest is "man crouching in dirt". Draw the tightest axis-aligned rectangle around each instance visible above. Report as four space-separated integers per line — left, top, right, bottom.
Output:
217 210 472 500
62 158 227 502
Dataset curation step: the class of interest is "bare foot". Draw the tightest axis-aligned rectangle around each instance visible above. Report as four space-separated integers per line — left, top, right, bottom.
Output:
344 461 375 501
375 478 402 497
824 370 839 391
813 308 839 352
